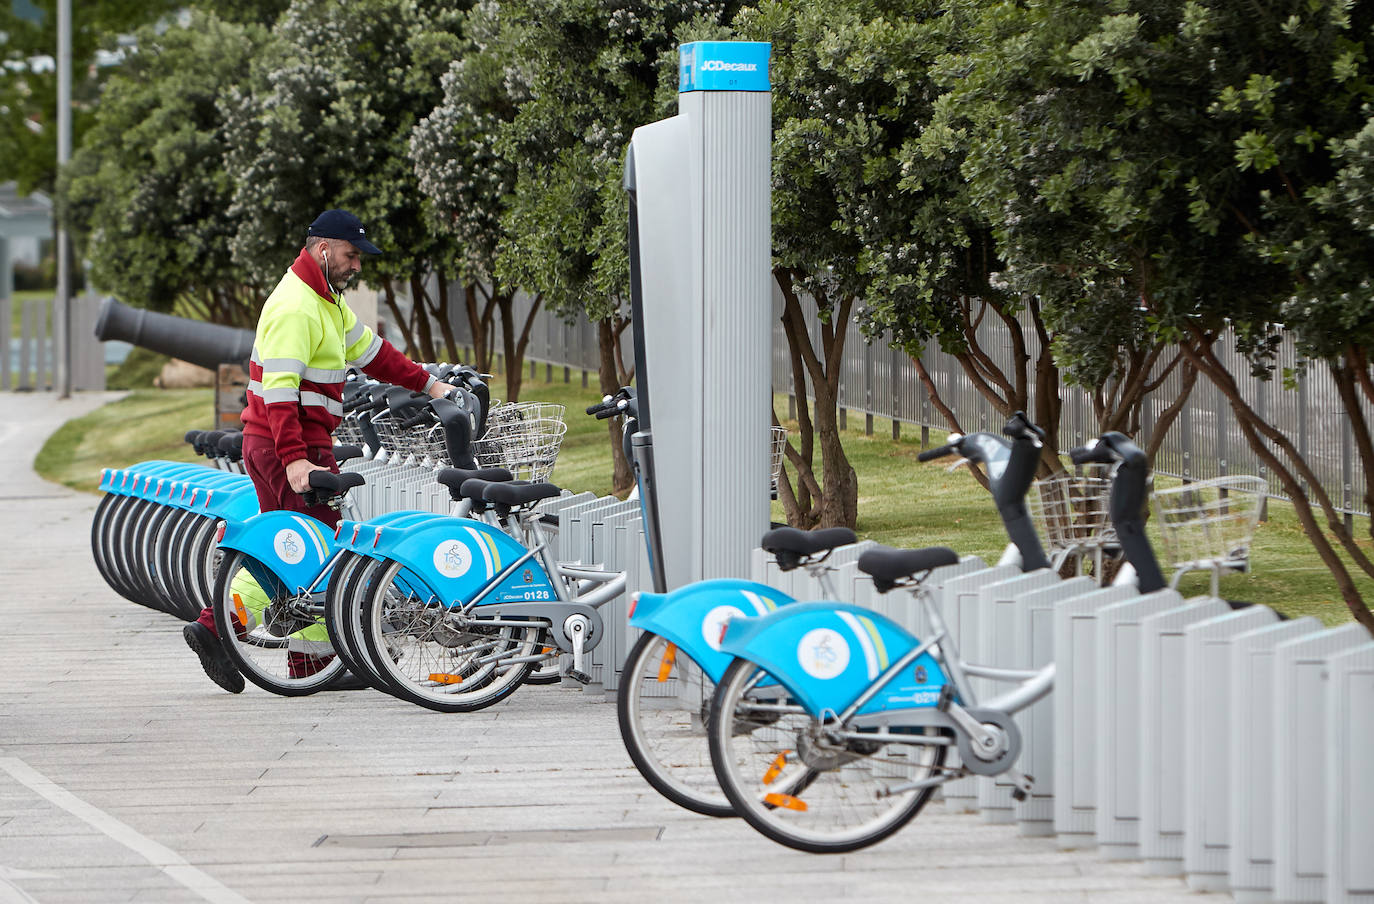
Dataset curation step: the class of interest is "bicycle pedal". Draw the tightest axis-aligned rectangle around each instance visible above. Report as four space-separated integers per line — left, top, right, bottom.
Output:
564 669 592 685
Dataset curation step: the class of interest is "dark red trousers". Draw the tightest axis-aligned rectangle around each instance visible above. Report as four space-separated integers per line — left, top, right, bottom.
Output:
195 436 341 635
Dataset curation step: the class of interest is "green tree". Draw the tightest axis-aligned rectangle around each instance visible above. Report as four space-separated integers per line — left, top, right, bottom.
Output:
932 0 1374 629
223 0 469 359
410 1 539 401
0 0 179 195
61 13 271 325
488 0 743 492
738 0 1077 525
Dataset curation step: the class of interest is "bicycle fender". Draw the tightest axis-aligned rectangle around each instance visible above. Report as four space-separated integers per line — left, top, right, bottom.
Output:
107 464 198 498
190 483 258 521
334 511 438 548
629 579 795 682
717 601 947 718
366 517 557 607
217 510 338 593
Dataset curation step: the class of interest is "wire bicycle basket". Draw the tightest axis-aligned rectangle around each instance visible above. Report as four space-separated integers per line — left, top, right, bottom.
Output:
1029 464 1119 578
473 402 568 481
770 426 787 496
1150 474 1267 596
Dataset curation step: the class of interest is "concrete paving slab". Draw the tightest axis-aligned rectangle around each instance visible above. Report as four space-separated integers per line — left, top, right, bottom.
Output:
0 391 1224 903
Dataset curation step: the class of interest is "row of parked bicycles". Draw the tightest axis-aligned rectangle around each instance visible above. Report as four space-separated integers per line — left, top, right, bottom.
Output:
618 412 1270 852
90 365 1266 853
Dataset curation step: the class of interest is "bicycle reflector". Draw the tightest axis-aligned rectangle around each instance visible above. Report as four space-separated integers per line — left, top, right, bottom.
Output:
627 591 640 618
213 520 227 544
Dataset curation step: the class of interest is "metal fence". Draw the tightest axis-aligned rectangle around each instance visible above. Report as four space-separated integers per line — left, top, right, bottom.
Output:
1 292 107 392
438 284 1370 518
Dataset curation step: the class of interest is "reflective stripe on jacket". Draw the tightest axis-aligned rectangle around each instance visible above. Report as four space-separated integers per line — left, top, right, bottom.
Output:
240 248 435 464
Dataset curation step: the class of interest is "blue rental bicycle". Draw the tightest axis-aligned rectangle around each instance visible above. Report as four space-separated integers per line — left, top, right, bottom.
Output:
616 413 1058 819
699 429 1160 852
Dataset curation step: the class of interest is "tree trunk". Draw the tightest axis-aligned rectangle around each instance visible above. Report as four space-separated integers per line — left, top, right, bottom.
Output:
465 283 494 373
494 290 543 403
1179 329 1374 634
597 316 634 496
381 280 417 356
408 275 438 363
430 269 460 363
774 266 859 529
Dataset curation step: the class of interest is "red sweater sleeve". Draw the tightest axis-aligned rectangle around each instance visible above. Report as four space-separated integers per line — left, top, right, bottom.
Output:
360 339 434 394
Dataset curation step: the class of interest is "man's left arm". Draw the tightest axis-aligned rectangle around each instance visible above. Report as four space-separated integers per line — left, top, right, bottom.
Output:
341 303 456 398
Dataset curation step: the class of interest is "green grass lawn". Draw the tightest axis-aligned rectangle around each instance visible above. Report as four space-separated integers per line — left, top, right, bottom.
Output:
36 373 1371 626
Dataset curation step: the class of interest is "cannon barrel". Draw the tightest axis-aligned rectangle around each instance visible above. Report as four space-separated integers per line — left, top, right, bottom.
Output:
94 297 255 370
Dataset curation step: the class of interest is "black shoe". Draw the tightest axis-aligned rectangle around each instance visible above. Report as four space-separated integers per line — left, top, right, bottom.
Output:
323 669 370 692
183 622 245 694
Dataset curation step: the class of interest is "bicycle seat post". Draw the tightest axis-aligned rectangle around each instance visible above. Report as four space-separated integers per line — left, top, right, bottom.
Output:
805 559 842 599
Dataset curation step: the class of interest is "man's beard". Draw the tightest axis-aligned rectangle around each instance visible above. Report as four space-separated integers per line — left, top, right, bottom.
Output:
327 261 358 290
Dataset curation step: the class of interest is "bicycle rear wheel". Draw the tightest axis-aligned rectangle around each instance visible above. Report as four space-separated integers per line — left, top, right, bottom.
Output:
617 631 732 817
211 550 345 696
359 559 538 713
708 656 946 853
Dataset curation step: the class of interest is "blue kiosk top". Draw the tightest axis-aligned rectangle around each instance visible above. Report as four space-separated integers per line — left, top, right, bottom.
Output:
678 42 771 93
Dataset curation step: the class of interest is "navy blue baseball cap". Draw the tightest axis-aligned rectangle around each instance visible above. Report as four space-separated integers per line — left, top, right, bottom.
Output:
307 209 381 255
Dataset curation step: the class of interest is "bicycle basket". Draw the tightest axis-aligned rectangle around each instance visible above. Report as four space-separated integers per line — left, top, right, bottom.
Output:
1029 465 1118 553
1149 475 1267 573
473 402 568 481
770 425 788 492
400 421 450 467
334 415 363 449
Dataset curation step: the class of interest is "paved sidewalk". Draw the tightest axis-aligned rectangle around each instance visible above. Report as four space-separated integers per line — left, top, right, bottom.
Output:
0 391 1224 904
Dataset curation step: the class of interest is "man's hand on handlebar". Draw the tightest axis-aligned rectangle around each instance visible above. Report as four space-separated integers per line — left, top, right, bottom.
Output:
286 458 329 494
428 381 461 400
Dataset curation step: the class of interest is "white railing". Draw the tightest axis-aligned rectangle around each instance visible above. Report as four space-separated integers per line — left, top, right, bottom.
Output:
1 292 106 391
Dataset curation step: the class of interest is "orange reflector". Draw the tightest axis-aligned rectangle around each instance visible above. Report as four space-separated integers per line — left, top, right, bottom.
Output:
764 793 807 812
656 643 677 682
762 751 789 785
231 593 248 628
429 673 464 685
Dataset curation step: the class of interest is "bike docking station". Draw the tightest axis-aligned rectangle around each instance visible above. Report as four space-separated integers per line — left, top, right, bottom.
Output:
622 40 774 592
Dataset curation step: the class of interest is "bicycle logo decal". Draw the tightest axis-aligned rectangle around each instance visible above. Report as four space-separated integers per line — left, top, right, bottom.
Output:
701 605 746 651
273 529 306 565
433 540 472 579
797 628 850 680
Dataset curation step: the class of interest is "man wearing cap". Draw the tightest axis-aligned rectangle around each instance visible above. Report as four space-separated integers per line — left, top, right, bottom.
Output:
183 209 456 693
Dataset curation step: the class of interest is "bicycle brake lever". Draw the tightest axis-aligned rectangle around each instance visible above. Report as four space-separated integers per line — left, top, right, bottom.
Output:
946 458 971 473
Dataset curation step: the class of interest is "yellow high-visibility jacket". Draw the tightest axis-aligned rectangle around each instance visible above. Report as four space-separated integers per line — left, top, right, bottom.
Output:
241 248 433 464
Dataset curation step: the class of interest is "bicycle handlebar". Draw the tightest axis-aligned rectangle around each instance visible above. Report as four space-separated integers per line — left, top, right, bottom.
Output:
586 386 637 419
301 470 366 508
918 413 1051 572
917 441 958 463
1067 431 1164 593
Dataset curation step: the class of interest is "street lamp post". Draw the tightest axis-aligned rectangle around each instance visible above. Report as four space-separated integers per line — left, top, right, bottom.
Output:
56 0 71 398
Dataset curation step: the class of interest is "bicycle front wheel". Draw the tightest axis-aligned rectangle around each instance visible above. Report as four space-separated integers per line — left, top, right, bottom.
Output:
211 550 345 696
617 632 732 817
708 657 946 853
